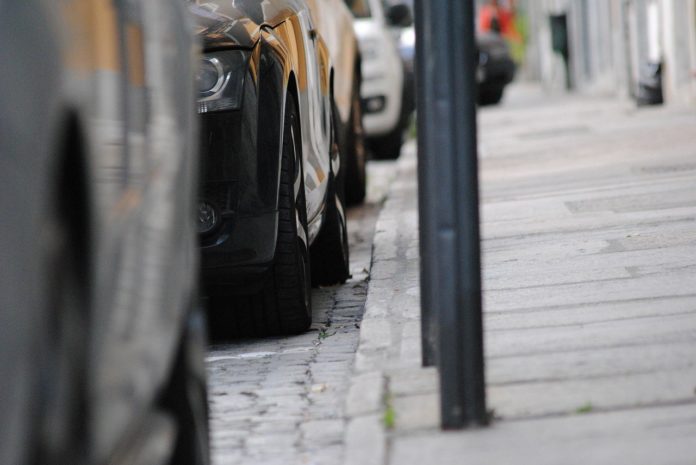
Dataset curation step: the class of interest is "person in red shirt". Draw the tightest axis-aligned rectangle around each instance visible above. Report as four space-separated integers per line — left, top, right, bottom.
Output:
479 0 520 41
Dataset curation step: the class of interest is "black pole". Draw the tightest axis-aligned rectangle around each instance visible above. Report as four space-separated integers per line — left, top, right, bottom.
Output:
415 0 437 368
415 0 487 428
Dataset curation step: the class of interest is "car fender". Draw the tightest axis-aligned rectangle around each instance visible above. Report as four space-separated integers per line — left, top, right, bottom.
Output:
265 15 333 243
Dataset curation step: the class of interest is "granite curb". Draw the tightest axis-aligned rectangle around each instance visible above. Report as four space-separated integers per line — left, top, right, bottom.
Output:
343 145 421 465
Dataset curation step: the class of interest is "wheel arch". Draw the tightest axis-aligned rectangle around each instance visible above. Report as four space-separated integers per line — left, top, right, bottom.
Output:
284 69 304 187
286 70 301 135
28 106 93 464
328 67 341 180
54 108 93 289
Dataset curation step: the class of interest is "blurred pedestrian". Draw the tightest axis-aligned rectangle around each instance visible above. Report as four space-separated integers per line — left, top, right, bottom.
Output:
479 0 525 63
479 0 521 42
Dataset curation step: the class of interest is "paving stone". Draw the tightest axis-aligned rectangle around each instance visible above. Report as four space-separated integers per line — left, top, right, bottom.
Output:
389 367 439 398
344 415 385 465
253 386 307 397
390 404 696 465
251 420 299 434
300 419 344 444
207 167 389 465
297 445 344 465
391 392 439 432
245 433 300 450
354 347 388 373
358 318 391 350
345 371 384 416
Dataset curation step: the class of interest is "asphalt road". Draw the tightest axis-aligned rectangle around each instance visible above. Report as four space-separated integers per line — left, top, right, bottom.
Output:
205 159 397 465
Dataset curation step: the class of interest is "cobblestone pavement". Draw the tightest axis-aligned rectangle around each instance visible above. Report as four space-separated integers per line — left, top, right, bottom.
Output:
206 161 396 465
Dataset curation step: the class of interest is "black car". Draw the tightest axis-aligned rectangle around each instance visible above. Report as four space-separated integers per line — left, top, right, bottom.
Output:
477 32 516 105
191 1 351 336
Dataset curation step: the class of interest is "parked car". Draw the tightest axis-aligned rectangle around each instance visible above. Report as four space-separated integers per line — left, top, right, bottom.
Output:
396 23 416 129
383 0 416 131
345 0 413 159
0 2 208 465
306 0 367 205
192 0 351 336
477 32 516 105
392 5 516 111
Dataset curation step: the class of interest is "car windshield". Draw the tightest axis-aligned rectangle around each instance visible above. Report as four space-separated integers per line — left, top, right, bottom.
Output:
345 0 371 18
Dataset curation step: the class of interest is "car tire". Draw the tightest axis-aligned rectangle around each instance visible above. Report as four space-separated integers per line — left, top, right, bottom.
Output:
225 92 313 336
209 93 312 337
32 158 88 465
161 307 210 465
478 85 505 105
369 124 404 160
344 75 367 206
310 98 350 287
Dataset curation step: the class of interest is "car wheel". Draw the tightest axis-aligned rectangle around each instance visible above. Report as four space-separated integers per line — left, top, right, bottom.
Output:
310 98 350 287
33 162 88 465
344 74 367 206
161 307 210 465
210 93 312 336
369 125 404 160
225 92 313 336
478 85 504 105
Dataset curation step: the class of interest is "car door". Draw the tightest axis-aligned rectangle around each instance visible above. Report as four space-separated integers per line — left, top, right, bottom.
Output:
293 6 332 233
88 0 195 458
85 0 153 456
306 0 358 127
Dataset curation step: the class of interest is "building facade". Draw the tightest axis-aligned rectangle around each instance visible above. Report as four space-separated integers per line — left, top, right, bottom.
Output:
520 0 696 105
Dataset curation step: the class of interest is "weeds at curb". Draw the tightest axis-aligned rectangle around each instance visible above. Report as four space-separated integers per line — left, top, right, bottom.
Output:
318 327 337 340
576 403 593 414
384 394 396 430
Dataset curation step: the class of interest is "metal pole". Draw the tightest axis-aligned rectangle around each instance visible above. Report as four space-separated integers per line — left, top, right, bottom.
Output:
415 0 487 428
622 0 636 99
416 0 437 368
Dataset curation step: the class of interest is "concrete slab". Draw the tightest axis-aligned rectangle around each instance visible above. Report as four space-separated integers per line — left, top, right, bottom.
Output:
390 403 696 465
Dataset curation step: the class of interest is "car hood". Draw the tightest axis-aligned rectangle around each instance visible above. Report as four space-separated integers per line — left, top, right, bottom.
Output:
189 0 303 50
189 3 259 49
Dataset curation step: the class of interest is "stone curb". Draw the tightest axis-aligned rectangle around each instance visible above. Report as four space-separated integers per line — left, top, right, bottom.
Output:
344 414 386 465
343 146 417 465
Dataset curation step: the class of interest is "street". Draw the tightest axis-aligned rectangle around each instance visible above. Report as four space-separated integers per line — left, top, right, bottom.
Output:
201 81 696 465
206 160 397 465
8 2 696 465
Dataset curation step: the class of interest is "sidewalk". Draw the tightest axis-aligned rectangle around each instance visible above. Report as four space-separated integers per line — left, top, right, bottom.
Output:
344 85 696 465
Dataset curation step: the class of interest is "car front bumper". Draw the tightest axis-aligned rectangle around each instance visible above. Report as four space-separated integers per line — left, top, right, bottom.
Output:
360 63 404 137
480 55 516 89
198 108 281 292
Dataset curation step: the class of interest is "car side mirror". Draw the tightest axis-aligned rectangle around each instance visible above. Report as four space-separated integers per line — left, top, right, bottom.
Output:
386 4 413 28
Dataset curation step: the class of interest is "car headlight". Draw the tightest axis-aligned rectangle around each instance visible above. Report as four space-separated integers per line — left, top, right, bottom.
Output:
197 50 250 113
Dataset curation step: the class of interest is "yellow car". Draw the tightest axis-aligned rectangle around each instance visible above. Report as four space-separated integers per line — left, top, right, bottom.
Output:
191 0 358 335
308 0 367 204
